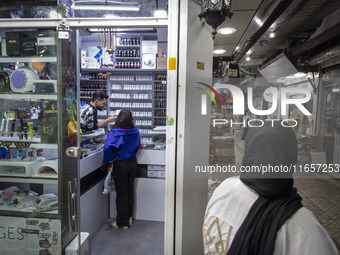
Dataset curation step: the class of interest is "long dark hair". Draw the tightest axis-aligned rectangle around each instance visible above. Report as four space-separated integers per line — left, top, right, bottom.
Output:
113 109 135 129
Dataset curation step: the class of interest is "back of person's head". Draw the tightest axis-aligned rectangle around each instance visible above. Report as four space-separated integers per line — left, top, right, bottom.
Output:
240 121 298 198
91 91 108 102
113 109 135 129
230 121 303 255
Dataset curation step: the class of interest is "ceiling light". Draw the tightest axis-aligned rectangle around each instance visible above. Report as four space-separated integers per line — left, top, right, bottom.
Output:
293 72 306 78
323 71 331 81
198 0 233 40
153 10 167 18
217 27 236 35
74 5 140 11
269 32 275 38
285 72 306 79
254 17 263 27
49 10 58 18
260 40 268 47
246 56 251 61
332 88 339 93
213 49 227 54
104 14 119 19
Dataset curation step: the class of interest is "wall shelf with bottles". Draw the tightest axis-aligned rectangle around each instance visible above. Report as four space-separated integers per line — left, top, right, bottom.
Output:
106 70 167 133
81 68 166 73
79 71 109 109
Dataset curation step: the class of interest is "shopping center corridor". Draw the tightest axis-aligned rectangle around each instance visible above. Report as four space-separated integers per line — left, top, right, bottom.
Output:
91 130 340 254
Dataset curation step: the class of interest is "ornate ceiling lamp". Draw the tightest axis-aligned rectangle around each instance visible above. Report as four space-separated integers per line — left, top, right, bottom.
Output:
198 0 233 40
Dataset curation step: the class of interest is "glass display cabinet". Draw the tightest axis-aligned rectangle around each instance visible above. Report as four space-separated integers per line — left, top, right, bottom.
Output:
0 25 80 255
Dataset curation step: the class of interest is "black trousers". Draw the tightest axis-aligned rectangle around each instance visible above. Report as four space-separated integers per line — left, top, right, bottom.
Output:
241 127 249 141
112 157 137 227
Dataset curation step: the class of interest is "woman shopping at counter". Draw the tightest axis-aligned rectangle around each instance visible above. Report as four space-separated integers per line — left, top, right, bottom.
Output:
103 109 140 230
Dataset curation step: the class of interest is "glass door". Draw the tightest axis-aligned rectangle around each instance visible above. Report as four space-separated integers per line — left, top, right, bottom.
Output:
0 24 80 255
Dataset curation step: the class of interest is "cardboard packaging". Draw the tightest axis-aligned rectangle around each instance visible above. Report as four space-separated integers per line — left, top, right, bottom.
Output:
5 32 26 56
157 57 167 69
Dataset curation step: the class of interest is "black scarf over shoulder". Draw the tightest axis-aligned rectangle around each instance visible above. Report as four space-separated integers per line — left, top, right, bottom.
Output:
227 122 302 255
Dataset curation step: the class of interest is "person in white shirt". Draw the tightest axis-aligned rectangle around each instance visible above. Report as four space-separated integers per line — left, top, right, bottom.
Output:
241 109 250 141
203 122 338 255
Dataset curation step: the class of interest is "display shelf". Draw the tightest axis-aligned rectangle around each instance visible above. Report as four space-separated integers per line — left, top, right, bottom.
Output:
109 107 153 110
0 56 57 63
116 45 140 48
80 150 104 178
109 82 154 84
115 57 140 59
0 139 56 149
109 89 152 92
81 68 167 72
0 176 57 184
0 93 57 100
0 136 40 143
112 98 152 101
80 79 107 81
80 128 106 140
79 88 106 91
30 143 58 149
0 205 58 214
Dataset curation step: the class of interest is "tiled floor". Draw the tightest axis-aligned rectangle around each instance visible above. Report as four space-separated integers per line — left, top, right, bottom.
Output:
91 219 164 255
295 178 340 249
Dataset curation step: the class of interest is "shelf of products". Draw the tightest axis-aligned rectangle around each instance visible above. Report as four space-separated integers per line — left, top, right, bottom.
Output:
0 98 59 182
80 73 108 106
0 28 72 236
107 71 167 134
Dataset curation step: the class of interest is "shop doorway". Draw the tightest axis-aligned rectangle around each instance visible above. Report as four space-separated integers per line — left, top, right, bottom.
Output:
72 20 172 255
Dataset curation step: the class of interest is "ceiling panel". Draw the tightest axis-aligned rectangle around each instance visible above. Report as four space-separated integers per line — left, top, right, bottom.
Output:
213 9 260 57
231 0 262 11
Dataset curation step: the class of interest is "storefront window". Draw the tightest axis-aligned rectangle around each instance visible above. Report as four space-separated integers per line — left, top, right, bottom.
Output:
319 67 340 164
208 72 318 182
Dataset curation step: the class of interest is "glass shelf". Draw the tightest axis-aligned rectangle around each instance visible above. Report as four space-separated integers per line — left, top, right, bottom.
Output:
0 93 57 100
0 56 57 63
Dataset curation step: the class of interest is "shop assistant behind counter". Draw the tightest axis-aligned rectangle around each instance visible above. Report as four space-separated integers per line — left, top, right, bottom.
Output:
80 91 117 131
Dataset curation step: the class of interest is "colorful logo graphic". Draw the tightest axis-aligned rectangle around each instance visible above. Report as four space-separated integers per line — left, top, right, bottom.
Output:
196 82 222 115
